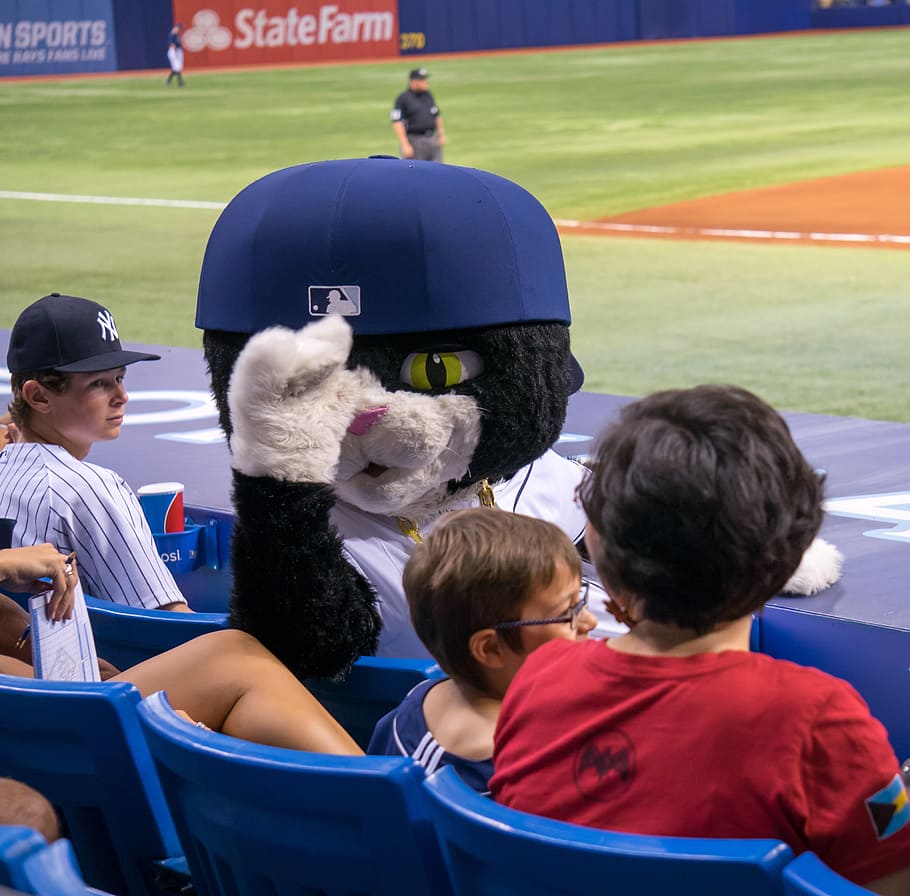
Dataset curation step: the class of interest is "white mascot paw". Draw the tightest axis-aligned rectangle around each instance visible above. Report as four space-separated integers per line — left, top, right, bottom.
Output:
227 315 367 483
781 537 844 596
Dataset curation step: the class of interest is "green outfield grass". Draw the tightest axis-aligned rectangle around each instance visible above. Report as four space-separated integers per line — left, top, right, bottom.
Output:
2 28 909 420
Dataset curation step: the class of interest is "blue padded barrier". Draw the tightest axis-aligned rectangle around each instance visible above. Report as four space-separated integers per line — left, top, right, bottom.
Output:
757 605 910 762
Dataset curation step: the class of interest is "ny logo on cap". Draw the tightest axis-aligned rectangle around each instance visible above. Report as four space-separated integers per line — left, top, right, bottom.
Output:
97 309 119 342
308 286 361 318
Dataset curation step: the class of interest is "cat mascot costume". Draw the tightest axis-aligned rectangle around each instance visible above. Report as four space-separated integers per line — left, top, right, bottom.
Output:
195 157 841 680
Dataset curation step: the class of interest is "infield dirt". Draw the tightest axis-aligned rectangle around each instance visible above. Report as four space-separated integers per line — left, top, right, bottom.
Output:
560 166 910 249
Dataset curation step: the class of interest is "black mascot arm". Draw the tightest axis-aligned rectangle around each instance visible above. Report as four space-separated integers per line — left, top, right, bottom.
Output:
229 471 380 680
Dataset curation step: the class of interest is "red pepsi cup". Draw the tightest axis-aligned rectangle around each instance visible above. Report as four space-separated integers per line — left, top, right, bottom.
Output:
137 482 185 534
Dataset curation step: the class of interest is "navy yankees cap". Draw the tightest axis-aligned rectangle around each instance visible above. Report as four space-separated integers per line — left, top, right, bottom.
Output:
409 67 429 79
196 157 577 333
7 293 160 374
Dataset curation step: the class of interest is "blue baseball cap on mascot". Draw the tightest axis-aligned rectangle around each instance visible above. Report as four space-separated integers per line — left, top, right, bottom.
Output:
195 156 574 337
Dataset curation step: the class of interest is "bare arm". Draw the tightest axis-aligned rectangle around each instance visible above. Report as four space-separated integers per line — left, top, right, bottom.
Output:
0 593 31 663
0 545 76 621
117 629 362 755
392 120 414 158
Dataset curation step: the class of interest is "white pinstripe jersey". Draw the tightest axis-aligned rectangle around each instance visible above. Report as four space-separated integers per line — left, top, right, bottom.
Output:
0 443 186 609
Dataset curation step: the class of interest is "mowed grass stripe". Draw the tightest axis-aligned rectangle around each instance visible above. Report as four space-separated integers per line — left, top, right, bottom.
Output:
2 29 909 420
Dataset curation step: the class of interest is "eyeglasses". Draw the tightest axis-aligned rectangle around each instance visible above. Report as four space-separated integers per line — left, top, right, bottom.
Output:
491 580 593 632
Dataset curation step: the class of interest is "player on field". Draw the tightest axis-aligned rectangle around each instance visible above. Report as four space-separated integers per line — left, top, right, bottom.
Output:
166 22 185 87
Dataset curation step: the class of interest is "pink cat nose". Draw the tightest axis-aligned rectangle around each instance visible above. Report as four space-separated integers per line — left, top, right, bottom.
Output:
347 406 390 436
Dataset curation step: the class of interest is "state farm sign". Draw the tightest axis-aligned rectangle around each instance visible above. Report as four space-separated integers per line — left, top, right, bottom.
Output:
172 1 398 66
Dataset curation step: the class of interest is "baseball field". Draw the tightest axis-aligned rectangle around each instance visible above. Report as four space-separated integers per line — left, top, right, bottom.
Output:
1 26 908 420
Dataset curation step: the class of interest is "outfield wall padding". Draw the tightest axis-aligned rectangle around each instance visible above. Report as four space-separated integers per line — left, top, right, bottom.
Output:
811 6 910 29
112 0 172 72
638 0 732 40
169 0 399 68
734 0 810 36
0 0 117 76
396 0 639 53
7 0 903 78
399 0 810 52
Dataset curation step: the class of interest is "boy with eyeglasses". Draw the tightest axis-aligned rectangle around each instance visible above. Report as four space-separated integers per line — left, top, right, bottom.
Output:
491 385 910 892
368 507 597 793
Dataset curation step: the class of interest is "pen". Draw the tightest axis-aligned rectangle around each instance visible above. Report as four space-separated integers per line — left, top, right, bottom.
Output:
16 625 30 649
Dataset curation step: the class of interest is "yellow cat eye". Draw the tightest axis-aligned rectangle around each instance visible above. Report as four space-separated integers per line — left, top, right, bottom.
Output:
400 349 484 391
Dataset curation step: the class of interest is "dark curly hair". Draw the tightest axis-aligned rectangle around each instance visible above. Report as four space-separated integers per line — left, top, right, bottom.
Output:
578 385 824 633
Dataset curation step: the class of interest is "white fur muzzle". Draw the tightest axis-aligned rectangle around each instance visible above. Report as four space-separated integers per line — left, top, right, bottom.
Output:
227 315 482 518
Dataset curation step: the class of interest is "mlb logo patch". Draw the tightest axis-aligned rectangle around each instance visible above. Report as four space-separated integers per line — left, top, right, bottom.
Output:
865 773 910 840
309 286 361 318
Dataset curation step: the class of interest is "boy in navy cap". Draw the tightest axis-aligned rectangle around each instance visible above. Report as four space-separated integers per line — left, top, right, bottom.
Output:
1 293 189 611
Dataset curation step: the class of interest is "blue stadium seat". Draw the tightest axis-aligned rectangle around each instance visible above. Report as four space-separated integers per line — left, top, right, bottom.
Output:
84 596 227 670
782 853 874 896
0 826 115 896
305 655 445 749
0 826 44 890
422 765 793 896
0 677 187 896
136 690 454 896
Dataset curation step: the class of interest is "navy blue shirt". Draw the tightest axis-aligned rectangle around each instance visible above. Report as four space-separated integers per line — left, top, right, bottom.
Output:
368 679 493 794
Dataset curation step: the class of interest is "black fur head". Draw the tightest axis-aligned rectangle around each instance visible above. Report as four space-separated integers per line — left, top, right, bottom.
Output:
204 320 574 489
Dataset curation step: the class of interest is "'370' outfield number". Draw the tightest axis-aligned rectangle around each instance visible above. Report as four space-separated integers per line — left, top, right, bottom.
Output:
399 32 426 50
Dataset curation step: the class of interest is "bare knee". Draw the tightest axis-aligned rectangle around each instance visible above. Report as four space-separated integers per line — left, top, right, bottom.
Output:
182 628 284 673
0 655 34 677
199 628 266 656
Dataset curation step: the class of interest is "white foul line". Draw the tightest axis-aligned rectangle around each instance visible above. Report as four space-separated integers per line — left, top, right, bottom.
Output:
554 217 910 246
2 192 908 245
0 190 226 210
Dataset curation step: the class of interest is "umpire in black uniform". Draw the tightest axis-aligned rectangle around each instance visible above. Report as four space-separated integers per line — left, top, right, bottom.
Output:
391 68 446 162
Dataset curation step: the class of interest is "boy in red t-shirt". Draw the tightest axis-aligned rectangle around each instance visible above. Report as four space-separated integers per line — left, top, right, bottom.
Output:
492 385 910 891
